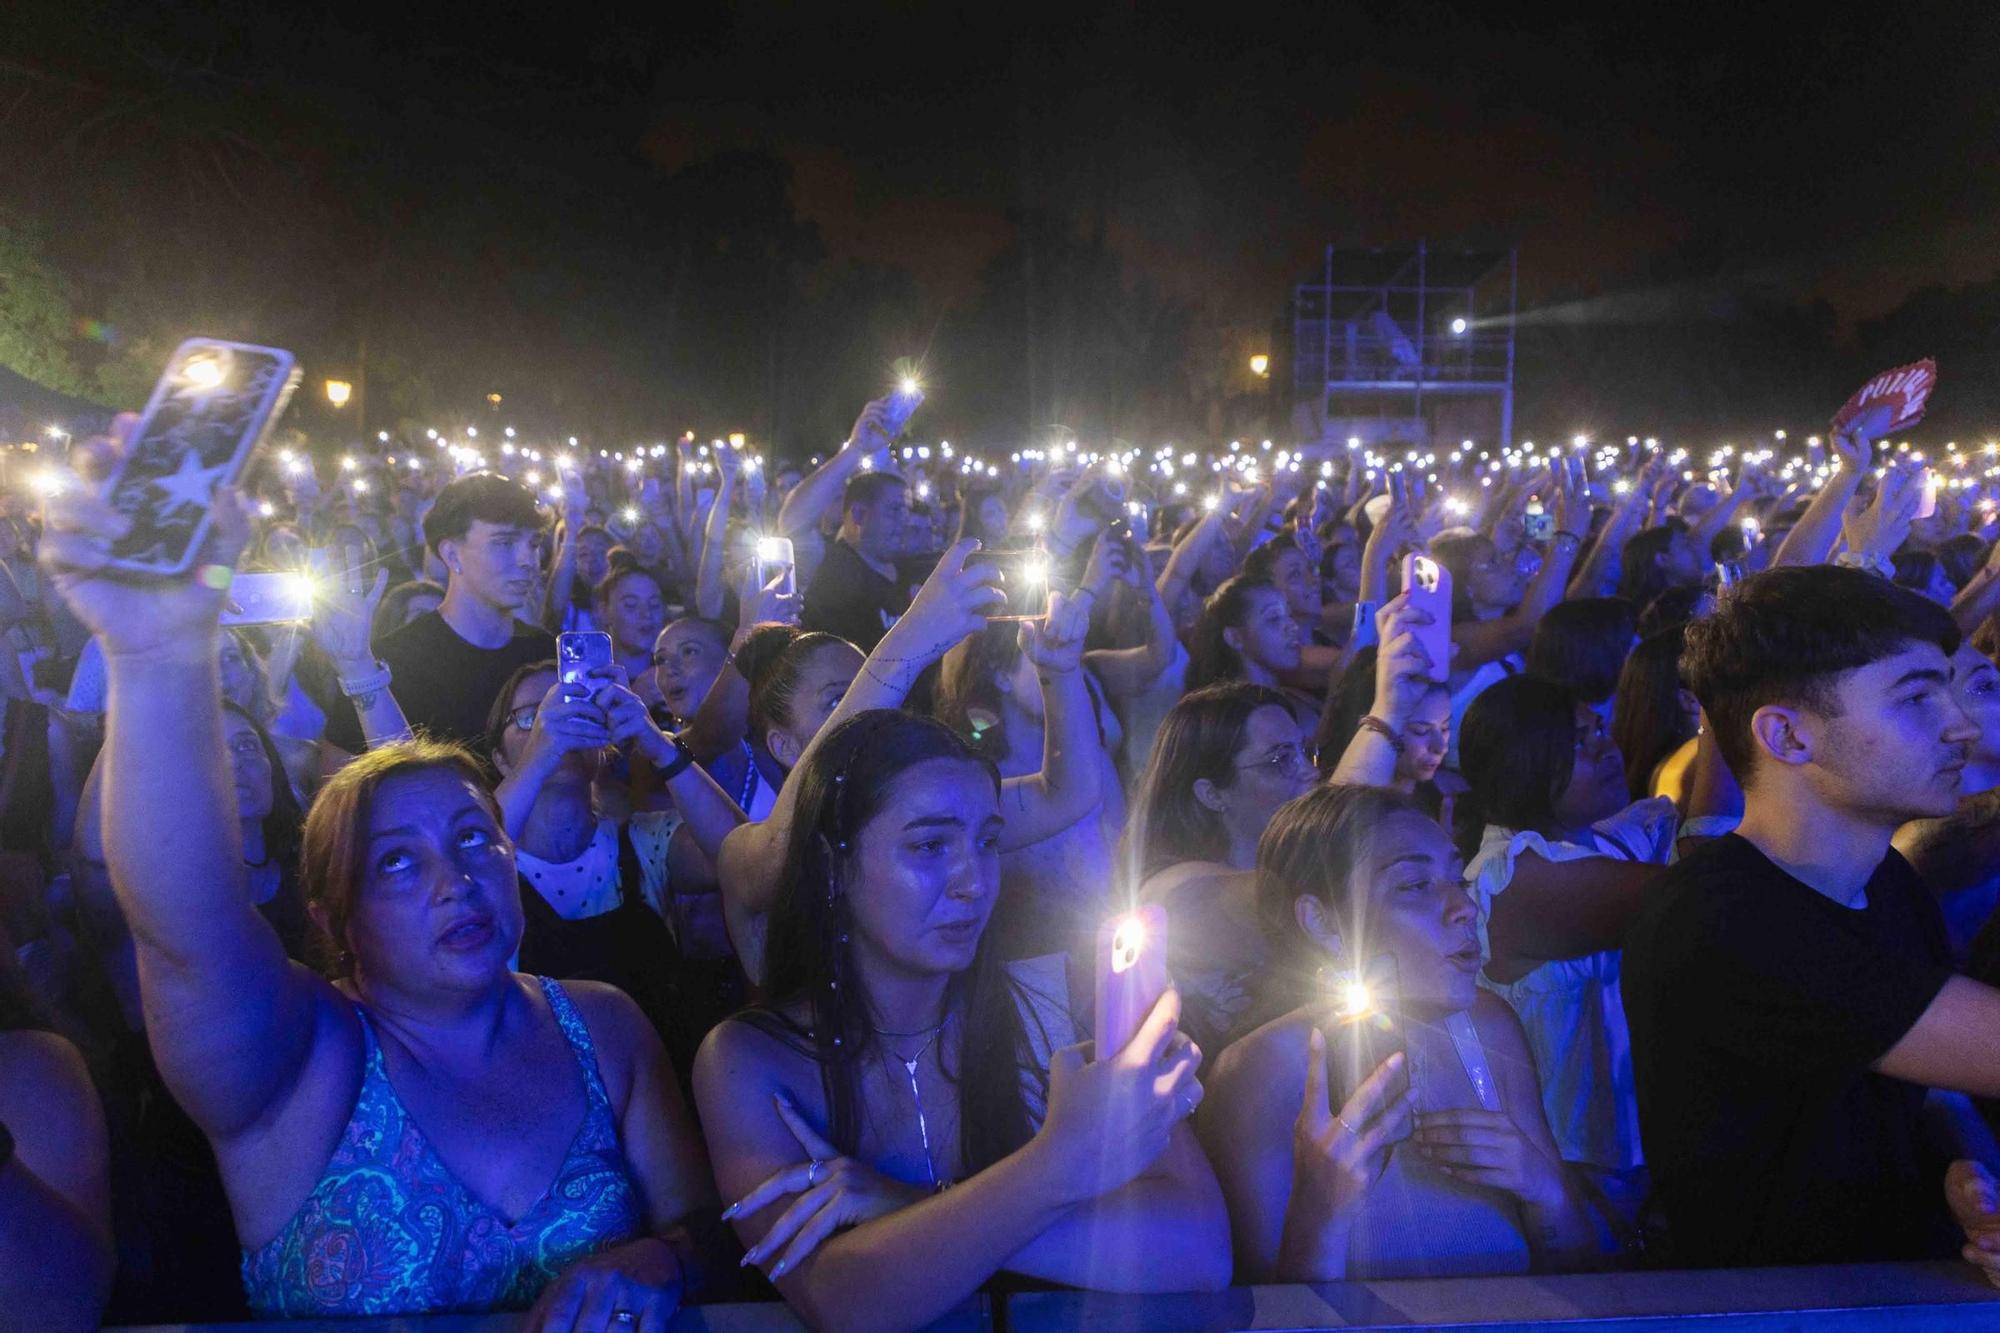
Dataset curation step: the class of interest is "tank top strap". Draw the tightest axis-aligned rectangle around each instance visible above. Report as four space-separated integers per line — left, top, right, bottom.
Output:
352 998 390 1080
535 976 617 1124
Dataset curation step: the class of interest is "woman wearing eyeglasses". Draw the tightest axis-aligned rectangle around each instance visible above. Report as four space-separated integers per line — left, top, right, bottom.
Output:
1455 674 1675 1234
1126 683 1320 1052
486 659 748 1089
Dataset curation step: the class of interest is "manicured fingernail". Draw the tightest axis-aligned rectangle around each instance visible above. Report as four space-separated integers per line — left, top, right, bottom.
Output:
721 1203 739 1220
771 1260 787 1277
739 1253 755 1267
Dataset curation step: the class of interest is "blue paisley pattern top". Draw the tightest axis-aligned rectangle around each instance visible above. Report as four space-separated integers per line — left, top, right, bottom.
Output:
241 977 643 1317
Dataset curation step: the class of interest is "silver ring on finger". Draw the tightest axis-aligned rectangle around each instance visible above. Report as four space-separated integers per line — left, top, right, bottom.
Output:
612 1313 637 1327
1336 1114 1358 1137
806 1157 824 1188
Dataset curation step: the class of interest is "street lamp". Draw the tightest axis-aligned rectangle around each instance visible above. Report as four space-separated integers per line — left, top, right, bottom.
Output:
1248 354 1270 377
324 379 353 408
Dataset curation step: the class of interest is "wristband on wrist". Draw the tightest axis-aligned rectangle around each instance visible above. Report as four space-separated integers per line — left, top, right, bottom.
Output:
1834 550 1894 579
339 660 393 698
656 731 696 782
1357 714 1406 755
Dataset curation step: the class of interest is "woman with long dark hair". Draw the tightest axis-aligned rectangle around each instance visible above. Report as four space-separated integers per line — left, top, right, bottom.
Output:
1185 577 1317 730
1200 785 1597 1281
1126 683 1317 1050
694 710 1227 1330
1456 675 1673 1226
1610 627 1700 804
720 542 1103 986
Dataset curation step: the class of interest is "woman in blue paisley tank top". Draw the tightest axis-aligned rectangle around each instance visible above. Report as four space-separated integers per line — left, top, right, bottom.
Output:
64 465 717 1332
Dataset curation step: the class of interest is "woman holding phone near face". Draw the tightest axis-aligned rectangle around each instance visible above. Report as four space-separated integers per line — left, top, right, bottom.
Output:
694 710 1227 1331
1200 785 1599 1282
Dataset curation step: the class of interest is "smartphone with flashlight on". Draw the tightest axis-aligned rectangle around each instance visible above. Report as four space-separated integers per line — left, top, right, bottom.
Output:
218 571 316 627
557 631 614 695
1916 467 1940 520
965 548 1052 623
99 338 302 576
1095 904 1170 1060
307 546 366 597
1522 501 1554 543
1325 953 1411 1143
881 379 926 439
755 535 796 597
1401 553 1453 682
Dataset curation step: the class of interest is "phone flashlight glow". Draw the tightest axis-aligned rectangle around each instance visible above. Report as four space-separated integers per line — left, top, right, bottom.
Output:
1334 976 1374 1023
1110 916 1146 973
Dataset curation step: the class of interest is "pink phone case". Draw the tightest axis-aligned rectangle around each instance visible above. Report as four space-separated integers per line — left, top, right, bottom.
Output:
1094 904 1169 1061
1401 553 1453 682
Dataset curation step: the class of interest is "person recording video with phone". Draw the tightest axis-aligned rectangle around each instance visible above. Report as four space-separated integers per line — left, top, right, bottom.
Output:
694 709 1227 1330
1200 784 1599 1282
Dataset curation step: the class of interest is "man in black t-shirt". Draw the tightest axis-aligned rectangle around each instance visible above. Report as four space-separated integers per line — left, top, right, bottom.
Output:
1624 565 2000 1269
324 473 553 753
800 470 913 651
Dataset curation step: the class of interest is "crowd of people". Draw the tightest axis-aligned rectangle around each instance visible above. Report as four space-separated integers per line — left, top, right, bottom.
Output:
9 391 2000 1330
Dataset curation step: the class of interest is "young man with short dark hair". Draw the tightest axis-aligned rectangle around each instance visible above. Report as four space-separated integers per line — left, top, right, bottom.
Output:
1623 564 2000 1269
799 469 912 650
324 472 555 753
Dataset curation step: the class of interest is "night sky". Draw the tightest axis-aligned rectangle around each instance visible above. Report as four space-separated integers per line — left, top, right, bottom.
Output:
8 1 2000 446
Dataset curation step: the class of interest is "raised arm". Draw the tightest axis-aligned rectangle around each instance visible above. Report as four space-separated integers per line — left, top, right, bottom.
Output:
41 426 331 1142
311 569 413 755
1156 502 1229 610
541 463 590 633
1453 462 1588 670
991 591 1100 849
491 679 614 839
716 541 999 981
1354 496 1417 609
1953 541 2000 636
1322 593 1433 784
1687 468 1755 555
1568 468 1651 599
1773 430 1869 569
598 682 746 869
776 400 886 541
694 455 740 620
1081 536 1175 696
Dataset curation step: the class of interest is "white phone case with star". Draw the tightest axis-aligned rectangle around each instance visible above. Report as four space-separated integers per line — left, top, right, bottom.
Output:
100 338 301 575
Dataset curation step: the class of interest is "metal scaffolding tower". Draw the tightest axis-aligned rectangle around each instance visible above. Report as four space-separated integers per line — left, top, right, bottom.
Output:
1290 243 1518 449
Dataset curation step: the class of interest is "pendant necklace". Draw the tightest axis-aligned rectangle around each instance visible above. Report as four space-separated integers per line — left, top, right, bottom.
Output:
874 1014 950 1191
